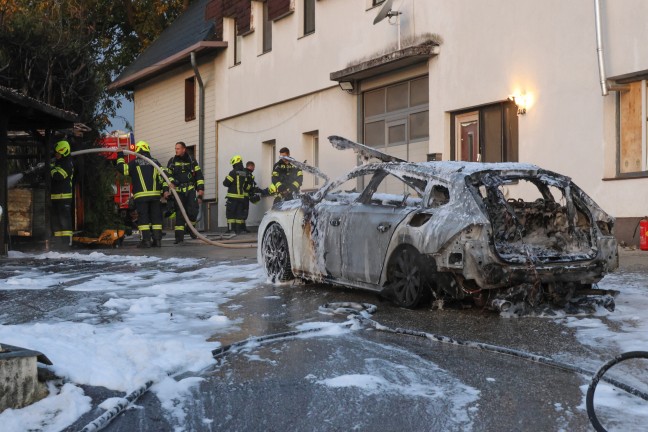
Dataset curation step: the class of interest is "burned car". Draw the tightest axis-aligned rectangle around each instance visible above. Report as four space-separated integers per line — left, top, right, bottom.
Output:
258 137 618 311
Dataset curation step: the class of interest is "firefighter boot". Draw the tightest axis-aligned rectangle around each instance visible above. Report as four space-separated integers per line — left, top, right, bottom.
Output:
138 231 152 248
174 229 184 244
152 230 162 248
240 222 250 234
225 223 234 234
187 223 198 239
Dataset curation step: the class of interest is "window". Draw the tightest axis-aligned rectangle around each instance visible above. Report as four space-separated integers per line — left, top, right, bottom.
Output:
234 20 242 65
304 0 315 35
618 80 647 174
184 77 195 121
263 1 272 53
451 101 518 162
363 76 429 162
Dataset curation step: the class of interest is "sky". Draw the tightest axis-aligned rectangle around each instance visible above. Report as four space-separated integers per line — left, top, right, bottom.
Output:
106 96 134 134
0 251 647 431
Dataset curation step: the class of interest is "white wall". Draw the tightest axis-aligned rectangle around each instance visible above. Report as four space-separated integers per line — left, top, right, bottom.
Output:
216 87 357 227
133 0 648 226
134 58 217 199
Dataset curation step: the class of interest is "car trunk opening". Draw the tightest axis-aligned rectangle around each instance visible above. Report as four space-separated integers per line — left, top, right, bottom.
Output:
471 173 596 264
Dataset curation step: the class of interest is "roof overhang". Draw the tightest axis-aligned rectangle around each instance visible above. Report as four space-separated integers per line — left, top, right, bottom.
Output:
109 41 228 91
330 43 440 84
0 86 78 130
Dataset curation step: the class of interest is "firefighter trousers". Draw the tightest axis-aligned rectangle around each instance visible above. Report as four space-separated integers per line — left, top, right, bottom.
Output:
173 188 199 242
51 199 73 246
225 197 246 233
135 196 162 244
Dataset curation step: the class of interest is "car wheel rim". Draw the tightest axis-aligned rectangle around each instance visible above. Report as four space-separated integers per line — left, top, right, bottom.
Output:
263 225 287 281
392 250 421 306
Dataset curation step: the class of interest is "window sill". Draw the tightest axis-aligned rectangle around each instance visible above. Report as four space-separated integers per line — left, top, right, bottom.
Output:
603 173 648 181
298 31 315 40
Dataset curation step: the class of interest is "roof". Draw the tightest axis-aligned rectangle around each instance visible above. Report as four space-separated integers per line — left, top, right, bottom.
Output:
0 85 79 129
109 0 227 91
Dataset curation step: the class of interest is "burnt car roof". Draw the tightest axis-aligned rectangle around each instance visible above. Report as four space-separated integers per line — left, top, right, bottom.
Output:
348 161 548 181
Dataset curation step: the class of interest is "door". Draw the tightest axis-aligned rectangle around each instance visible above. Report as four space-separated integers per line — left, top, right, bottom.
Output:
343 203 414 284
312 202 348 280
456 111 479 162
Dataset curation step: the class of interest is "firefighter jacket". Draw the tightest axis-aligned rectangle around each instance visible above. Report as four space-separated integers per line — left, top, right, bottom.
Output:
116 151 166 200
223 162 252 200
50 156 74 200
166 153 204 193
245 169 262 204
271 160 303 196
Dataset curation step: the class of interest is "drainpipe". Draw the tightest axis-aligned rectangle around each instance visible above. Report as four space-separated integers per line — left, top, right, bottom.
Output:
190 52 205 228
594 0 609 96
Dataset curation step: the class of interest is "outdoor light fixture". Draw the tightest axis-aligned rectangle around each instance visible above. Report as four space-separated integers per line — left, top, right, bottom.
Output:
508 93 530 115
339 81 354 93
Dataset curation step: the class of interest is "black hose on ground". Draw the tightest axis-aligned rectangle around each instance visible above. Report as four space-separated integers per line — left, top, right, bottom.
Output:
70 148 256 249
78 381 153 432
353 315 648 402
585 351 648 432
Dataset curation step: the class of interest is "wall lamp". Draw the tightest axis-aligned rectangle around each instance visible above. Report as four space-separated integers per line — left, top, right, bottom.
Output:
339 81 354 93
508 93 530 115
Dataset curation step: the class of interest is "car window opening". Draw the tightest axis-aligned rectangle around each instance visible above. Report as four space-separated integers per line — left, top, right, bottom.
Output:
476 175 594 263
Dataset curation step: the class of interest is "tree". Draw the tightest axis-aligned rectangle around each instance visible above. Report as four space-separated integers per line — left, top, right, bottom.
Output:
0 0 193 236
0 0 192 131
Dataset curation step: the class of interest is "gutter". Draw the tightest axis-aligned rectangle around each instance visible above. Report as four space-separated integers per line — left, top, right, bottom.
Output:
594 0 608 96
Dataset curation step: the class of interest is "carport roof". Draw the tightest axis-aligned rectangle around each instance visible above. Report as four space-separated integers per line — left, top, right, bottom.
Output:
0 85 78 129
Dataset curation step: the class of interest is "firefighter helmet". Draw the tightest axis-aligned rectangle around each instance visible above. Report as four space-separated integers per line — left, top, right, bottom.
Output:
55 140 71 157
135 140 150 153
230 155 242 165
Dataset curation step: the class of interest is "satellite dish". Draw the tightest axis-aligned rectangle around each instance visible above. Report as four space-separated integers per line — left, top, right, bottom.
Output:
373 0 395 25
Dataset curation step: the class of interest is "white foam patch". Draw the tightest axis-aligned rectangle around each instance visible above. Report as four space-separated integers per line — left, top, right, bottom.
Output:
0 383 91 432
0 253 265 429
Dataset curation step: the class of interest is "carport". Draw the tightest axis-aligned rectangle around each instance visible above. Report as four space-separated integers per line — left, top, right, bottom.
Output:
0 85 78 255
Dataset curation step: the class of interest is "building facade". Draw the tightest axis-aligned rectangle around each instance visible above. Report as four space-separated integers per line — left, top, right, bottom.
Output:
111 0 648 243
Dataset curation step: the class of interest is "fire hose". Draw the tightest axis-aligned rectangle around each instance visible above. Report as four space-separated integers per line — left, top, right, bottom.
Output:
70 148 256 249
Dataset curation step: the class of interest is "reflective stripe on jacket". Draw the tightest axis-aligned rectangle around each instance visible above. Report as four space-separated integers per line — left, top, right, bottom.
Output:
50 157 74 200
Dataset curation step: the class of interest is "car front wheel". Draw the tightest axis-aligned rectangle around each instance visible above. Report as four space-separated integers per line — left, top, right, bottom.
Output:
262 224 294 283
387 247 430 308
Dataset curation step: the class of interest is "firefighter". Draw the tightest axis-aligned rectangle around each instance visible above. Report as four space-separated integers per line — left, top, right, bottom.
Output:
50 140 74 248
223 155 251 234
241 161 262 233
165 141 204 244
270 147 303 203
116 141 166 248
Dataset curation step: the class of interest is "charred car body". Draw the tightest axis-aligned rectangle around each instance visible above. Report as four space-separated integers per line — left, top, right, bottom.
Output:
259 137 618 311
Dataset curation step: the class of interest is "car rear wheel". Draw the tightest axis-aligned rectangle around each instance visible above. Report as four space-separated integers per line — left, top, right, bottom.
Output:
387 247 430 308
262 224 294 283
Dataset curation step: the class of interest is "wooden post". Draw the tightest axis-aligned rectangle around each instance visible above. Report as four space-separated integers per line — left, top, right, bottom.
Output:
0 113 8 255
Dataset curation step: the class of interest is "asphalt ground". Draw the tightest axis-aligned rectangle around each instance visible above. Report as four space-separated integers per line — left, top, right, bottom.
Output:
3 233 647 431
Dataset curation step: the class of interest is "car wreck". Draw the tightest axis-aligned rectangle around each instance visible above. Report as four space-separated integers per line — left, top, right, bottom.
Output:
259 136 618 312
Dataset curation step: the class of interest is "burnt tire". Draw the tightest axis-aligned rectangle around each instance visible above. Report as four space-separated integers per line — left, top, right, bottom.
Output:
387 247 431 308
262 223 294 283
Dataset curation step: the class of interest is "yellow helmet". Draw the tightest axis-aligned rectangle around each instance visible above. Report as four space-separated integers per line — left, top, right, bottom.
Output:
230 154 242 165
55 140 71 157
135 140 150 153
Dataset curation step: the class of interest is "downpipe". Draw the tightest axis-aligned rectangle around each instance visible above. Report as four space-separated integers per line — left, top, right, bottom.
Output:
70 148 256 249
594 0 609 96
